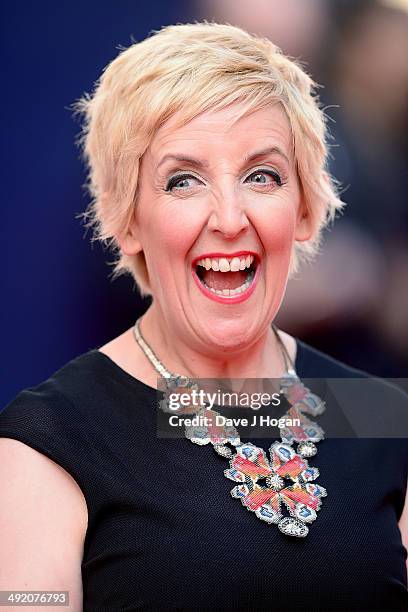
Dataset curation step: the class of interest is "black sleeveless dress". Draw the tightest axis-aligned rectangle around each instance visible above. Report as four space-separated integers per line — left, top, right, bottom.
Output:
0 339 407 611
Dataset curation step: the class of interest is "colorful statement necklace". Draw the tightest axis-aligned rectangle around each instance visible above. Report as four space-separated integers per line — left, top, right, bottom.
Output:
133 317 327 538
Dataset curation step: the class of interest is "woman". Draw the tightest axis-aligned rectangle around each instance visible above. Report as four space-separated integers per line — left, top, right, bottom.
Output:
0 22 407 611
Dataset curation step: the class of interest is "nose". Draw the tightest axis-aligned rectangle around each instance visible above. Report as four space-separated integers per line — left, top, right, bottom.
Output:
207 193 250 238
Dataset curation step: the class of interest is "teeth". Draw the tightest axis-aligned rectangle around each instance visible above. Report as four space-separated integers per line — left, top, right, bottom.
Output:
230 257 241 272
219 258 230 272
195 255 257 298
196 254 255 271
201 269 255 297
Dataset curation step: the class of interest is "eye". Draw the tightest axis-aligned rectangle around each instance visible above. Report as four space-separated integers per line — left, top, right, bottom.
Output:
165 173 203 192
244 168 282 187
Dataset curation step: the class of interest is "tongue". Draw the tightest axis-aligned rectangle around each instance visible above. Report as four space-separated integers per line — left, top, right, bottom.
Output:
201 269 248 290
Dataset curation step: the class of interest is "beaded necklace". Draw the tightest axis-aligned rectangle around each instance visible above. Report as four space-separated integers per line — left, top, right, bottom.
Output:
133 317 326 537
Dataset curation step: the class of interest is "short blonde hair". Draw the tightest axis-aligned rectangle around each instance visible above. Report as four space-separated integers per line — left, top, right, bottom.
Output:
75 22 343 297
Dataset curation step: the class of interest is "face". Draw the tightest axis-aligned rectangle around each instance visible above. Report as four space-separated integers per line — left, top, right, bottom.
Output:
121 103 312 353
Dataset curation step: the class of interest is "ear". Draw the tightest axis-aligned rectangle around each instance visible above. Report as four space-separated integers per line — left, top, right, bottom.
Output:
118 217 143 256
294 193 314 243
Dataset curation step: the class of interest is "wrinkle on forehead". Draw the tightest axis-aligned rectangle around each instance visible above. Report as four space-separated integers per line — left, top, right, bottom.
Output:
145 103 295 169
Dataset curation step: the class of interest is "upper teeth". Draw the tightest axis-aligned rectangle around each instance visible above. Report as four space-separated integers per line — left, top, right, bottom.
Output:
196 255 254 272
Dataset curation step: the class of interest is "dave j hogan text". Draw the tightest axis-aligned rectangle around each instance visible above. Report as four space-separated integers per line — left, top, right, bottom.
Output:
168 414 300 429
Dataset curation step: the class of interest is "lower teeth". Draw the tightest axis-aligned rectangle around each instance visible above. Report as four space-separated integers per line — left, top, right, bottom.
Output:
202 270 255 296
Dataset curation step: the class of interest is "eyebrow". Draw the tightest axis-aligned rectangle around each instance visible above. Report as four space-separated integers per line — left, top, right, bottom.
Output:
244 146 290 165
156 146 290 172
156 154 210 171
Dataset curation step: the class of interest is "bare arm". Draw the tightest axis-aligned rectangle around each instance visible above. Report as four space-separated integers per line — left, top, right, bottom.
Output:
0 438 88 611
399 481 408 575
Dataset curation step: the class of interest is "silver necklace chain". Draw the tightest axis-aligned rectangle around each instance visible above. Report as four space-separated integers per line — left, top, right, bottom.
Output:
133 317 296 383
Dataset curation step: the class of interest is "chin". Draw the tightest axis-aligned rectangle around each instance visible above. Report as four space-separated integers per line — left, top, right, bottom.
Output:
197 318 262 353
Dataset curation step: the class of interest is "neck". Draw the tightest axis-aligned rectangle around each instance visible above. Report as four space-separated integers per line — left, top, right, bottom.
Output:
140 305 290 381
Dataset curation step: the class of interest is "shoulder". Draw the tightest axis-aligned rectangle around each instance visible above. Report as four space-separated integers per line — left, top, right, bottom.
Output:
1 347 143 420
0 350 119 513
294 337 408 440
277 327 371 378
0 348 154 478
294 335 408 404
294 337 371 378
0 355 95 594
1 350 102 426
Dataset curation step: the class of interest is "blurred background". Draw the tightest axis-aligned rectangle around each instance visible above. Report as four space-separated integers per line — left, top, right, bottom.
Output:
2 0 408 406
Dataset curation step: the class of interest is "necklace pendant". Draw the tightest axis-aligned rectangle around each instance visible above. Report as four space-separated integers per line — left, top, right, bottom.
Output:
278 517 309 537
224 441 327 537
213 444 234 458
184 408 241 447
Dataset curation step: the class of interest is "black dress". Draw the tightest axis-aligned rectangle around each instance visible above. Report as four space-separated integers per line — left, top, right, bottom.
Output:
0 339 407 611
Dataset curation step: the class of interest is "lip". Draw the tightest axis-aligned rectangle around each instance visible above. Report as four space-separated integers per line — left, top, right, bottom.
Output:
191 250 261 304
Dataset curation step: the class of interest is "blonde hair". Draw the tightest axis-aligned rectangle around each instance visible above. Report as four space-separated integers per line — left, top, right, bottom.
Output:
75 22 343 297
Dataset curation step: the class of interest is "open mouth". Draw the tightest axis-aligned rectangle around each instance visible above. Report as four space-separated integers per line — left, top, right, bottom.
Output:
192 252 259 302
